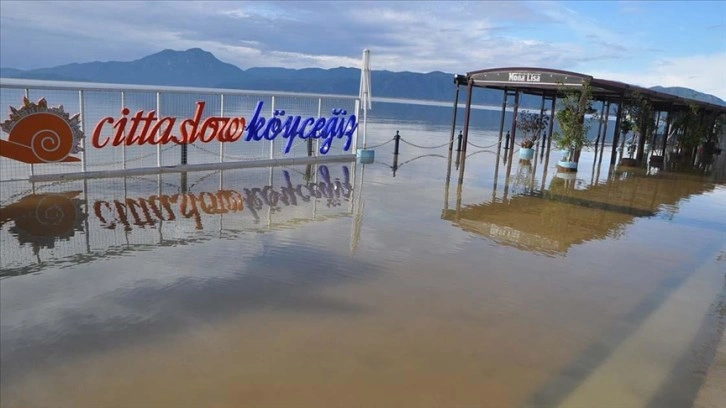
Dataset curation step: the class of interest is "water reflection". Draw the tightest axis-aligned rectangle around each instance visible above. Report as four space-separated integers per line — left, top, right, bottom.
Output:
2 125 725 408
0 160 385 388
0 163 357 277
94 165 352 231
0 191 86 253
443 145 726 256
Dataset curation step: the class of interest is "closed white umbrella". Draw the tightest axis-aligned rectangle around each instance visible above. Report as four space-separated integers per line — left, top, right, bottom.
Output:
359 49 372 148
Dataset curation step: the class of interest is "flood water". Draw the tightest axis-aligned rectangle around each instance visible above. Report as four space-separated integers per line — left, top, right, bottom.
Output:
1 121 725 408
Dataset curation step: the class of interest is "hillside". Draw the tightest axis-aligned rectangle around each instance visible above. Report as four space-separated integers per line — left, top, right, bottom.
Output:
649 86 725 106
2 48 724 109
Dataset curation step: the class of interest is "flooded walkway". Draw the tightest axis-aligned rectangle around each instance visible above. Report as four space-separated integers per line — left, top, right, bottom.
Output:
1 125 725 408
694 326 726 408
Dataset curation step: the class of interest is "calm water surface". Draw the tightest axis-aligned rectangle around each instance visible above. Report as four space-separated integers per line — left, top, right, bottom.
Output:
1 121 725 408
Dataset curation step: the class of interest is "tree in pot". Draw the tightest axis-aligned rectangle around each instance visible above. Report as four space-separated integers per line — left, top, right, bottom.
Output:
553 81 595 172
619 116 634 156
516 111 549 161
669 103 715 161
620 92 655 165
617 114 640 167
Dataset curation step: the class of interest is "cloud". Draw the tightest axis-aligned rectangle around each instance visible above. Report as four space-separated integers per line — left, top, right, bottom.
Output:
1 1 724 100
616 0 646 15
0 1 554 70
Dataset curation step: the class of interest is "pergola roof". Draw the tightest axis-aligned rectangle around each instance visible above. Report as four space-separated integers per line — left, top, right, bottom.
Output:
455 67 726 113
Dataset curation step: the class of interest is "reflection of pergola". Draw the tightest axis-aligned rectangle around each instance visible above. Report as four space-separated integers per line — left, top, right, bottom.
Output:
443 170 717 255
450 68 726 167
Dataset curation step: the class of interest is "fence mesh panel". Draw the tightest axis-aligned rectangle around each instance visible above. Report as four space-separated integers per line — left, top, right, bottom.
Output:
1 82 359 182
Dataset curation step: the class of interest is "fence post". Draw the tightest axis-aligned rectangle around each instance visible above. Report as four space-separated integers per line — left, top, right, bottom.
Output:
305 163 313 183
181 142 188 165
25 88 35 179
121 91 127 169
219 93 225 163
455 130 463 170
79 90 87 173
392 131 401 177
269 96 275 159
155 92 162 167
318 98 324 154
394 130 401 156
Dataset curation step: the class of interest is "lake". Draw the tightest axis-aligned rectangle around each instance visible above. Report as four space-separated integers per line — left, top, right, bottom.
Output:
1 118 725 408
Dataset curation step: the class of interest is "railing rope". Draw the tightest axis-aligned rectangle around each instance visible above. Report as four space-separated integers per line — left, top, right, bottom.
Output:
399 137 452 149
466 140 499 149
365 138 394 149
361 130 501 165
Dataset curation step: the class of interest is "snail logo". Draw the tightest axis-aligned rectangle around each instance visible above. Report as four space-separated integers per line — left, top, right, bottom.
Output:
0 191 86 250
0 97 84 164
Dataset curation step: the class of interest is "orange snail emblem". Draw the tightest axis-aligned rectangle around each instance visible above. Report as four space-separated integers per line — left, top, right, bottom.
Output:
0 97 84 164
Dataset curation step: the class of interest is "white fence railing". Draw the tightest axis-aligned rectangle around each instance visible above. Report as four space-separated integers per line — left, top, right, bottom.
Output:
0 79 361 182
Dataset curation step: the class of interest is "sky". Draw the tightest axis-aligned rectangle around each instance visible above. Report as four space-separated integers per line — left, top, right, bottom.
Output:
1 0 725 100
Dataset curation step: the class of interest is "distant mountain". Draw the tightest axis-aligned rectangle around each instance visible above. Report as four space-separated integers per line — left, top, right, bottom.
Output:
0 48 507 107
4 48 245 88
649 86 726 106
0 68 25 77
2 48 723 109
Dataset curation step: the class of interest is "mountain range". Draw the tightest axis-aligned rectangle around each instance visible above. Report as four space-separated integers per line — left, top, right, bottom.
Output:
2 48 724 109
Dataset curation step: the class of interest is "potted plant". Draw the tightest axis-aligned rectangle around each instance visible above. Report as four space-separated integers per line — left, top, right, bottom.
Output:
618 116 639 167
553 81 595 172
619 92 655 166
619 116 633 154
519 138 535 160
516 111 548 160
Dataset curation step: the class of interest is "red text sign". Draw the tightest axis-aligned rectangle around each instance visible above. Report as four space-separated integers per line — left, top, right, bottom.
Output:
92 102 245 148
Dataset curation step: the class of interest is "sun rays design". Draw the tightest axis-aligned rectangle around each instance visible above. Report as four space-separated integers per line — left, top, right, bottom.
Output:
0 97 84 164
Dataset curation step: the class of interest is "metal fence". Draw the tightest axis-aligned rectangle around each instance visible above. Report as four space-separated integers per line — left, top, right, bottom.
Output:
0 79 360 182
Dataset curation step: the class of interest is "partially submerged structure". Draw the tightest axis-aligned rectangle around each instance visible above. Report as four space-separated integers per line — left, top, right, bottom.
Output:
451 68 726 167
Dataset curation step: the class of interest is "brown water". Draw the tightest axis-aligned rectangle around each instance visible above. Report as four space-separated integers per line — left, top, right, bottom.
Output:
1 124 725 408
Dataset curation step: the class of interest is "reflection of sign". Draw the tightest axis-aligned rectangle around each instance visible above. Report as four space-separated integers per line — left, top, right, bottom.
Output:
94 165 352 231
92 100 358 155
0 98 84 164
94 190 243 231
0 165 353 275
0 191 86 249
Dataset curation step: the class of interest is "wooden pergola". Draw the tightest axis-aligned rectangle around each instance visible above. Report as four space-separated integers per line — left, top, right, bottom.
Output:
450 68 726 168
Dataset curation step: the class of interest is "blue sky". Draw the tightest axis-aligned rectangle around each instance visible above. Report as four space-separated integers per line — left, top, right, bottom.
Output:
1 1 725 99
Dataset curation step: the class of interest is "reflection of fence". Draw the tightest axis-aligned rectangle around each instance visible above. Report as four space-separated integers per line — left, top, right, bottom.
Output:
0 163 356 277
0 79 359 182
